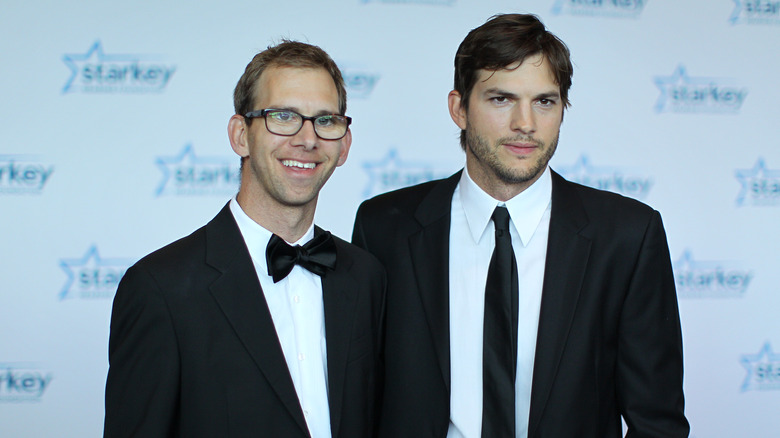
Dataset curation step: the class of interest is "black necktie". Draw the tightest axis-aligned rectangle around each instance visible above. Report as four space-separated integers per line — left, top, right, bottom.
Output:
266 231 337 283
482 206 519 438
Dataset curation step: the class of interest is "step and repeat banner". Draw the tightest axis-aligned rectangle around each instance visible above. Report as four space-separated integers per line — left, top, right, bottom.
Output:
1 0 778 436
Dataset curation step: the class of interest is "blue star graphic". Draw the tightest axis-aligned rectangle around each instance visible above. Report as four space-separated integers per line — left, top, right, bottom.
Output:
735 158 780 206
58 245 132 300
555 155 612 181
154 144 236 196
730 0 745 24
61 41 139 93
360 0 454 4
652 65 707 113
671 249 738 276
740 342 780 391
672 249 696 271
550 0 566 15
361 148 443 198
550 0 646 17
341 69 381 99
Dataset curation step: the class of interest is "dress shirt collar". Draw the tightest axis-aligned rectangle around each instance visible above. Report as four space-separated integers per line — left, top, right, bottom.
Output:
458 166 552 246
229 197 315 277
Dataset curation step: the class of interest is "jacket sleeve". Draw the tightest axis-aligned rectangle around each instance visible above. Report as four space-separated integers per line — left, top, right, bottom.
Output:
103 264 180 438
351 202 370 251
618 211 690 437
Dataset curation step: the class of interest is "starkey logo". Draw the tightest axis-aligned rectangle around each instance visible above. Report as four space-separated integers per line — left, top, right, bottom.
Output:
340 66 381 99
741 342 780 391
735 158 780 206
654 65 748 114
155 144 240 197
62 41 176 94
360 0 455 4
673 250 753 299
0 154 54 194
555 155 653 200
730 0 780 25
0 363 53 403
59 245 132 300
551 0 647 17
362 148 452 198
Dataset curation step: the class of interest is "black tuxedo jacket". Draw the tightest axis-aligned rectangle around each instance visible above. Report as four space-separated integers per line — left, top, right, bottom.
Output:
104 204 386 438
352 170 688 438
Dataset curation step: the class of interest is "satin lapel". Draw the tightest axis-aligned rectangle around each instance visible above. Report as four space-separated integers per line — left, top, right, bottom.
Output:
319 228 358 438
528 172 592 437
408 171 460 392
206 205 309 436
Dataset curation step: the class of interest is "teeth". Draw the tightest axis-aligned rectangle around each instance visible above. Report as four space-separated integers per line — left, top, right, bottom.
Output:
282 160 315 169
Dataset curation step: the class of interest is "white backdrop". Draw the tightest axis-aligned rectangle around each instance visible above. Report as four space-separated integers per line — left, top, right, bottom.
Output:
2 0 779 436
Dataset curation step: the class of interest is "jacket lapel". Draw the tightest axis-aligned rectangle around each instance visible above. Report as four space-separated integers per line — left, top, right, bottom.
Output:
319 228 358 438
408 171 461 392
528 172 592 437
205 205 310 436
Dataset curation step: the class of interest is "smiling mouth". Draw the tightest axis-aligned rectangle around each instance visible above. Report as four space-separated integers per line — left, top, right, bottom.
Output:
282 159 316 170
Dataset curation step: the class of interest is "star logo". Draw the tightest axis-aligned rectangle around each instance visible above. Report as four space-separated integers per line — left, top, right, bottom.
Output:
555 155 653 199
551 0 647 17
59 245 132 300
730 0 780 25
0 363 54 402
740 342 780 391
155 144 239 197
362 148 451 198
360 0 455 4
61 41 176 94
0 154 55 194
341 67 380 99
735 158 780 206
62 41 133 93
672 250 752 298
653 65 747 113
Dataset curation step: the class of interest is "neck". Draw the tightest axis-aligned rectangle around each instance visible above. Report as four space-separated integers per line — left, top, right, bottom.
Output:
236 191 316 243
465 161 541 202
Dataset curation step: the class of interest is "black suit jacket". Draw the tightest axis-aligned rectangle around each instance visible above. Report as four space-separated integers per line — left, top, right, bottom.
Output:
104 204 386 438
352 170 688 438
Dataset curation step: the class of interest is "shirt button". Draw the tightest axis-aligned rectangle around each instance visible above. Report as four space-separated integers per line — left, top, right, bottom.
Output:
293 295 300 303
298 353 305 361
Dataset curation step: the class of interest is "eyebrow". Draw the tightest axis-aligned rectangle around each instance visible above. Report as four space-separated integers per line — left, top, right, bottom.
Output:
270 106 340 117
484 88 561 101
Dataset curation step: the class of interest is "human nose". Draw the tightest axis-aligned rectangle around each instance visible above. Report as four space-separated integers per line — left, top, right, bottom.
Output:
292 119 318 150
510 103 536 134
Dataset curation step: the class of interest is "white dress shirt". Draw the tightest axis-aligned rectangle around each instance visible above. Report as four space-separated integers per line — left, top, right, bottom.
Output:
448 167 552 438
230 198 332 438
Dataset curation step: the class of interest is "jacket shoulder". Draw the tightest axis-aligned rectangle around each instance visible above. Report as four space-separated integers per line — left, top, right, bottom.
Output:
554 172 658 218
357 172 460 221
332 233 386 275
134 225 208 272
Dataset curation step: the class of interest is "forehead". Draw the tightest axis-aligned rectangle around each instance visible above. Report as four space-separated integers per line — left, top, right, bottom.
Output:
473 53 559 94
254 66 339 112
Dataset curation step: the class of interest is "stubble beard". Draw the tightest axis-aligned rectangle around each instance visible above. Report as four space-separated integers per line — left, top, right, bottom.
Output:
465 124 559 186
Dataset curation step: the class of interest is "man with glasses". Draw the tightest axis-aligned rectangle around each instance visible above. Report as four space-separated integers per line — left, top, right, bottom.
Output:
104 40 385 438
353 14 688 438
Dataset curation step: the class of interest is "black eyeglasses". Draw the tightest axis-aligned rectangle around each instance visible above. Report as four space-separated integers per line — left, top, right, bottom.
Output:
244 109 352 140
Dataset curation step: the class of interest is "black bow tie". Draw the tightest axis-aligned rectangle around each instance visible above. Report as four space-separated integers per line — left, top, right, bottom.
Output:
266 231 337 283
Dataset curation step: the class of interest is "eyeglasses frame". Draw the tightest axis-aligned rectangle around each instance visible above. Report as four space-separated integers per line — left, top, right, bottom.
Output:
243 108 352 140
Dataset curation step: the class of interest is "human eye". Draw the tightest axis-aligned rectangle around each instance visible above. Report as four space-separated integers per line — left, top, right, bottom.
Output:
489 96 509 104
315 115 337 127
269 110 298 123
536 96 559 108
